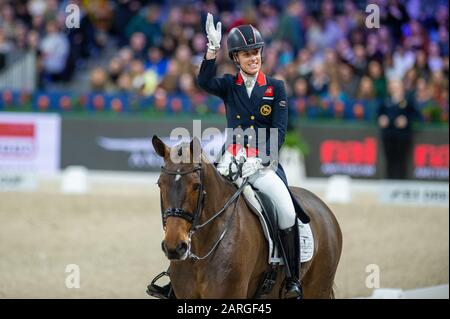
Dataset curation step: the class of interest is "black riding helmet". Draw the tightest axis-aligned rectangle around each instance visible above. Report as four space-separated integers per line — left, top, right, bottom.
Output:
227 24 264 60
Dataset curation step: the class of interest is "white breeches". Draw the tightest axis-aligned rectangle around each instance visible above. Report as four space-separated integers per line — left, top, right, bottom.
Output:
247 169 296 230
216 150 296 230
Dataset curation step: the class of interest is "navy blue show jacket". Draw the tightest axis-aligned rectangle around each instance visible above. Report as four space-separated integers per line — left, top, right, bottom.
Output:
197 57 310 224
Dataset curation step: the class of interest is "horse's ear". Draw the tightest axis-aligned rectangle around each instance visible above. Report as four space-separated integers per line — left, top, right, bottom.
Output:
190 137 202 163
152 135 169 159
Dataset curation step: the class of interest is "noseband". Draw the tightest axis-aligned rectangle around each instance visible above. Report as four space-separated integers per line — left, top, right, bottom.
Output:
159 163 248 260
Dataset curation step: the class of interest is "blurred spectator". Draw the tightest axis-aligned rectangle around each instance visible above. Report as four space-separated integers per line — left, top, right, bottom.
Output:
323 47 339 81
328 80 347 102
428 42 444 72
191 32 207 64
0 3 18 39
377 79 420 179
414 76 442 122
403 68 418 96
108 57 123 86
159 59 180 93
0 27 13 69
292 77 309 98
0 0 447 126
377 26 394 56
117 47 133 69
413 49 431 80
429 70 448 110
351 44 368 76
437 25 449 57
178 72 197 96
309 62 329 96
39 19 69 83
338 62 359 99
129 31 147 60
144 45 168 80
275 0 305 55
26 29 40 50
257 1 279 44
356 76 375 100
129 59 146 92
390 46 415 80
367 60 388 100
403 19 427 51
117 72 132 93
326 80 347 118
296 48 313 78
83 0 114 53
27 0 46 17
174 44 195 75
384 0 410 42
365 32 383 61
90 67 112 92
111 0 143 47
125 4 162 48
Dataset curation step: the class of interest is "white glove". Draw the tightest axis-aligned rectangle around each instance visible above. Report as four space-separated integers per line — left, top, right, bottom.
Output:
241 157 262 179
216 151 237 176
205 12 222 52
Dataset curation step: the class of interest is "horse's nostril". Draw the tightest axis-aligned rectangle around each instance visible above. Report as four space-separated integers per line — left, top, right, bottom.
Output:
176 241 188 255
161 240 167 253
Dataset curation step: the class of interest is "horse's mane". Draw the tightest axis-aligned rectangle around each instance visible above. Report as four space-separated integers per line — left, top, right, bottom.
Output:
173 141 236 190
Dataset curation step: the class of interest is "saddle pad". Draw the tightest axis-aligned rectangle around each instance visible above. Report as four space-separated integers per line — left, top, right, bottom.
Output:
242 185 314 264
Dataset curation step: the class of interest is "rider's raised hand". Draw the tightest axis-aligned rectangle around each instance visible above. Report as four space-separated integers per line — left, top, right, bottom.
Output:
205 12 222 52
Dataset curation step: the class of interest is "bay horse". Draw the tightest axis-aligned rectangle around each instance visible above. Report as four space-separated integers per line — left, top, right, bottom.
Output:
151 135 342 299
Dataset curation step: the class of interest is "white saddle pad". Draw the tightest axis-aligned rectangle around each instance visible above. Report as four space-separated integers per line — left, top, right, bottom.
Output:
242 185 314 264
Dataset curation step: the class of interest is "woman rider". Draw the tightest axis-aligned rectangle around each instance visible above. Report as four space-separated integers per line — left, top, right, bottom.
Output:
147 13 309 299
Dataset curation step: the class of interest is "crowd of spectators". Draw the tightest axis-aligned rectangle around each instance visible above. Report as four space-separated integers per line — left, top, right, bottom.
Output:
0 0 448 123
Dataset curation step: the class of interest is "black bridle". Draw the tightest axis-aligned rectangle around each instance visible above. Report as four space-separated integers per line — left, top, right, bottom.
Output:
159 162 248 260
160 164 205 230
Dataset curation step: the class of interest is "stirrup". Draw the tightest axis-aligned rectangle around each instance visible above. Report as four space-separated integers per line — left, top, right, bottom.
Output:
285 279 303 299
146 271 175 299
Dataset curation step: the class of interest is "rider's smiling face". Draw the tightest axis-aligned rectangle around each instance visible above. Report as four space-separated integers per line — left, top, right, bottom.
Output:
236 48 261 76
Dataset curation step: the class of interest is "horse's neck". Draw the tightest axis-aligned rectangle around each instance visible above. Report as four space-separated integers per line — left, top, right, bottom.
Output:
177 164 267 298
190 164 238 251
202 164 237 221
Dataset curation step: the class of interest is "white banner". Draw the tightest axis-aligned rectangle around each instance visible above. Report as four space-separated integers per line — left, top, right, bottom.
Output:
378 181 449 206
0 112 61 174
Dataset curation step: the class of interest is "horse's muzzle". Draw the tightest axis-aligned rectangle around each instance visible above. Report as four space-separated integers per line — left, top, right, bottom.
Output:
161 240 189 260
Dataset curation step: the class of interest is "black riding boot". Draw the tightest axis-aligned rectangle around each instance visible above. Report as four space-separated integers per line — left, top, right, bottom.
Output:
279 223 303 299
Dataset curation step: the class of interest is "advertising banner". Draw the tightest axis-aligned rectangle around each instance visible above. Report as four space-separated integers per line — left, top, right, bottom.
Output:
0 112 60 174
412 129 449 180
299 123 448 181
299 124 382 179
61 117 227 171
60 117 448 180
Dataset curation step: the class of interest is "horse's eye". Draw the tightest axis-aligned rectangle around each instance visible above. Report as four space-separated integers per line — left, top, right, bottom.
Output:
193 183 201 191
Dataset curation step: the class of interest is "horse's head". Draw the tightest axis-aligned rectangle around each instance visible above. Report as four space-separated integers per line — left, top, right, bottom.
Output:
152 135 205 260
